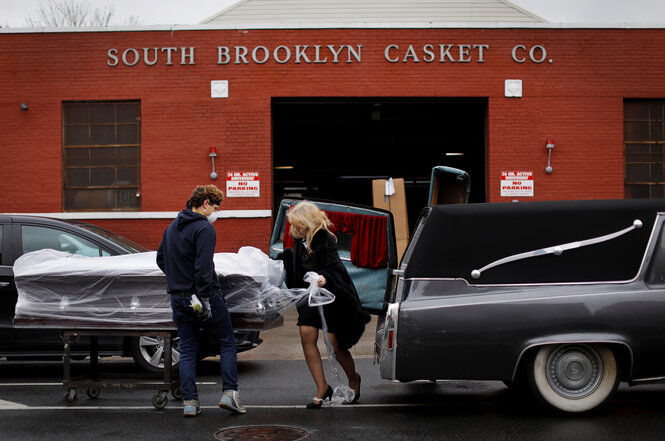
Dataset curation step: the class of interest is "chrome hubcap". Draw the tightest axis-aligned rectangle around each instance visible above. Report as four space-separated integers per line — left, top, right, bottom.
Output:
546 345 603 399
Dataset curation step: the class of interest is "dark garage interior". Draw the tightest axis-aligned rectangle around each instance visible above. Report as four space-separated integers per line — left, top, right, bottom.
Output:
272 97 487 229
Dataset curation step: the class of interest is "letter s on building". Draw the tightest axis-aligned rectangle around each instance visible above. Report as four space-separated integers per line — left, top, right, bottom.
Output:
107 48 119 67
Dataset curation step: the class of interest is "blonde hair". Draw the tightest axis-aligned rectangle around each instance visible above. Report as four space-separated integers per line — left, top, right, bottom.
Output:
287 201 336 253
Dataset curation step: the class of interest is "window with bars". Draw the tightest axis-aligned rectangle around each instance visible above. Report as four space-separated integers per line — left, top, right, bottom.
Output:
624 99 665 199
63 102 141 211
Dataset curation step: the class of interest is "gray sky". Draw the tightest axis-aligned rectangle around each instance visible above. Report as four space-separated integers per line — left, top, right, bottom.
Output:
2 0 665 27
512 0 665 23
0 0 238 27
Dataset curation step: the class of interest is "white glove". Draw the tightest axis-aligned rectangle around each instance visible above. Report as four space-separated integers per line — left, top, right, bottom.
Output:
200 297 212 321
191 294 212 321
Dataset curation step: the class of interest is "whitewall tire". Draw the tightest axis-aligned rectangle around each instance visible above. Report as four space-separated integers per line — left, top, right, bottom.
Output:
529 343 619 413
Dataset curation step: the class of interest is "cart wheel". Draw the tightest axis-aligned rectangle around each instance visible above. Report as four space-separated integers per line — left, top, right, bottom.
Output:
64 388 77 404
171 383 182 400
86 387 101 399
152 391 168 409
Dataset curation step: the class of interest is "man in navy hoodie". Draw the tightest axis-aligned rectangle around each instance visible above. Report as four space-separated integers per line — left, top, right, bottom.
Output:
157 184 245 417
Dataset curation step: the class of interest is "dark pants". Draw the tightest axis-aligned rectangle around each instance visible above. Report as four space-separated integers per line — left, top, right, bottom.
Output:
170 293 238 401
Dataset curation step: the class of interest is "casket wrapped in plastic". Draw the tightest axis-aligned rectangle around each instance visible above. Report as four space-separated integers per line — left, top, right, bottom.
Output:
13 246 307 330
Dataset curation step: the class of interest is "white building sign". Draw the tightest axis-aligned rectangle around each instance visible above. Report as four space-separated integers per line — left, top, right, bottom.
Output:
501 171 533 197
226 172 260 197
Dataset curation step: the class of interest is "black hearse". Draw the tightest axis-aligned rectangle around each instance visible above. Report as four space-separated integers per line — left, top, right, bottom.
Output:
271 167 665 414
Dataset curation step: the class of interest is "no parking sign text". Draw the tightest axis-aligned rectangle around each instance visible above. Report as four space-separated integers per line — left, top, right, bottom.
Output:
226 172 260 197
501 171 533 197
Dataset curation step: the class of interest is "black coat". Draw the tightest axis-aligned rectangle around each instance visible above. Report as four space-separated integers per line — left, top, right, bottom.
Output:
280 229 370 350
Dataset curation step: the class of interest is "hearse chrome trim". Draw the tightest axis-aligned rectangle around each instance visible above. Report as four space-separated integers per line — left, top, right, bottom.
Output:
378 303 400 380
630 376 665 384
401 284 648 313
403 276 640 287
471 219 644 279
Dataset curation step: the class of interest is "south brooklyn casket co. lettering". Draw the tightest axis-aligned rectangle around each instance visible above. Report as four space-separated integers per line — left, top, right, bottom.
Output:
106 43 549 66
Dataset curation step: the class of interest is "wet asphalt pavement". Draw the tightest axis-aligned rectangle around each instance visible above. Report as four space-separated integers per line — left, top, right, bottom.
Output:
3 311 665 441
3 356 665 441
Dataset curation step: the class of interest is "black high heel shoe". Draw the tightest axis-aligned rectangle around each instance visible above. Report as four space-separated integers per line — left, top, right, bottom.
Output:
306 385 333 409
351 374 361 404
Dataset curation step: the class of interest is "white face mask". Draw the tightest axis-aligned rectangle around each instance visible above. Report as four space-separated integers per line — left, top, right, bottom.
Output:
207 211 219 224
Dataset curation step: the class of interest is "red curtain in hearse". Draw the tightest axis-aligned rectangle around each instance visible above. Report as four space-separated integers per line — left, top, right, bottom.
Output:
282 211 388 269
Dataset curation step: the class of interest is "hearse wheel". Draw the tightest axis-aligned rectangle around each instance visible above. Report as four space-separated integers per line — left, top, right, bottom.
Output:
529 343 619 414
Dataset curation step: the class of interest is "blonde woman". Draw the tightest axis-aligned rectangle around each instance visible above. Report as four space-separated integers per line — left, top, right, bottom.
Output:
279 201 369 408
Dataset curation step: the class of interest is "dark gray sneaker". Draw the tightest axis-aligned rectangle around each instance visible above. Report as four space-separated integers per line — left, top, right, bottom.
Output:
219 390 246 414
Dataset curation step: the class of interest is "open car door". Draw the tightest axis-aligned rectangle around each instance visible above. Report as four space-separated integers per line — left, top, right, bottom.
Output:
427 166 470 205
269 198 397 314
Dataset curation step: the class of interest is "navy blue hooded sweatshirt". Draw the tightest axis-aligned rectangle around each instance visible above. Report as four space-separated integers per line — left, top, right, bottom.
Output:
156 208 220 297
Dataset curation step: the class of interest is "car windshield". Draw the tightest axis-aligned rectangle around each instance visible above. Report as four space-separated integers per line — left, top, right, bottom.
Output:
74 223 149 253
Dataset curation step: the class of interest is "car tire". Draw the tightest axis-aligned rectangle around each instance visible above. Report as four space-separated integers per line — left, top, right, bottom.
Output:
529 343 619 414
130 335 180 374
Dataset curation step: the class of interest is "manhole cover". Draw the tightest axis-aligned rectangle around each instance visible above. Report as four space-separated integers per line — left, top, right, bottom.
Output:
214 425 309 441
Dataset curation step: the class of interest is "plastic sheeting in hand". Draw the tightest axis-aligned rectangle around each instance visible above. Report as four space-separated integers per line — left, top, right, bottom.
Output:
309 288 354 404
303 272 335 307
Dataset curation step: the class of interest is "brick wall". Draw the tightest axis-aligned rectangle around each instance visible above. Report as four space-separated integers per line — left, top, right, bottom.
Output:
3 27 665 249
83 217 272 253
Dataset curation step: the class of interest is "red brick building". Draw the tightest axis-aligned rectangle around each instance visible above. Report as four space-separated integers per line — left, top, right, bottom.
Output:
2 23 665 251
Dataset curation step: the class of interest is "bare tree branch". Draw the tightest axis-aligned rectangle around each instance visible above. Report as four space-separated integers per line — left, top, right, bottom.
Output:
24 0 118 27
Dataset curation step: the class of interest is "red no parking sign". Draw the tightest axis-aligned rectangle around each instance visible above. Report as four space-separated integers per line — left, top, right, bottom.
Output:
226 172 260 197
500 171 533 197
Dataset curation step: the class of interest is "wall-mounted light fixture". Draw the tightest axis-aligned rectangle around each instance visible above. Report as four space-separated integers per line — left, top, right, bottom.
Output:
20 102 29 111
209 146 218 180
545 137 555 174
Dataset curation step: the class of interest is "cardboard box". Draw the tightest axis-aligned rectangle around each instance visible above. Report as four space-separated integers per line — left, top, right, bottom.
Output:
372 178 409 261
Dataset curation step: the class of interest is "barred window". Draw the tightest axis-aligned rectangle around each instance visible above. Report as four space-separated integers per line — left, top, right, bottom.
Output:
624 99 665 199
63 102 140 211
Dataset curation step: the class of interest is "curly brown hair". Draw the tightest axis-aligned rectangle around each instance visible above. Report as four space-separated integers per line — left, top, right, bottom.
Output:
187 185 225 209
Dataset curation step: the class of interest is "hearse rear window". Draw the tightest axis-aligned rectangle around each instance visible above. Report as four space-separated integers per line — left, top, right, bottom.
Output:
405 199 665 284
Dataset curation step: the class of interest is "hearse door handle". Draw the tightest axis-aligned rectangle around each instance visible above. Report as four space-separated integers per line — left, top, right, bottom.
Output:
0 282 10 287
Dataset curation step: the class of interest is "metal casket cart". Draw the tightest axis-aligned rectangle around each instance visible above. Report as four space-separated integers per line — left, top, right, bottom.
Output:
60 326 179 408
10 318 180 408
